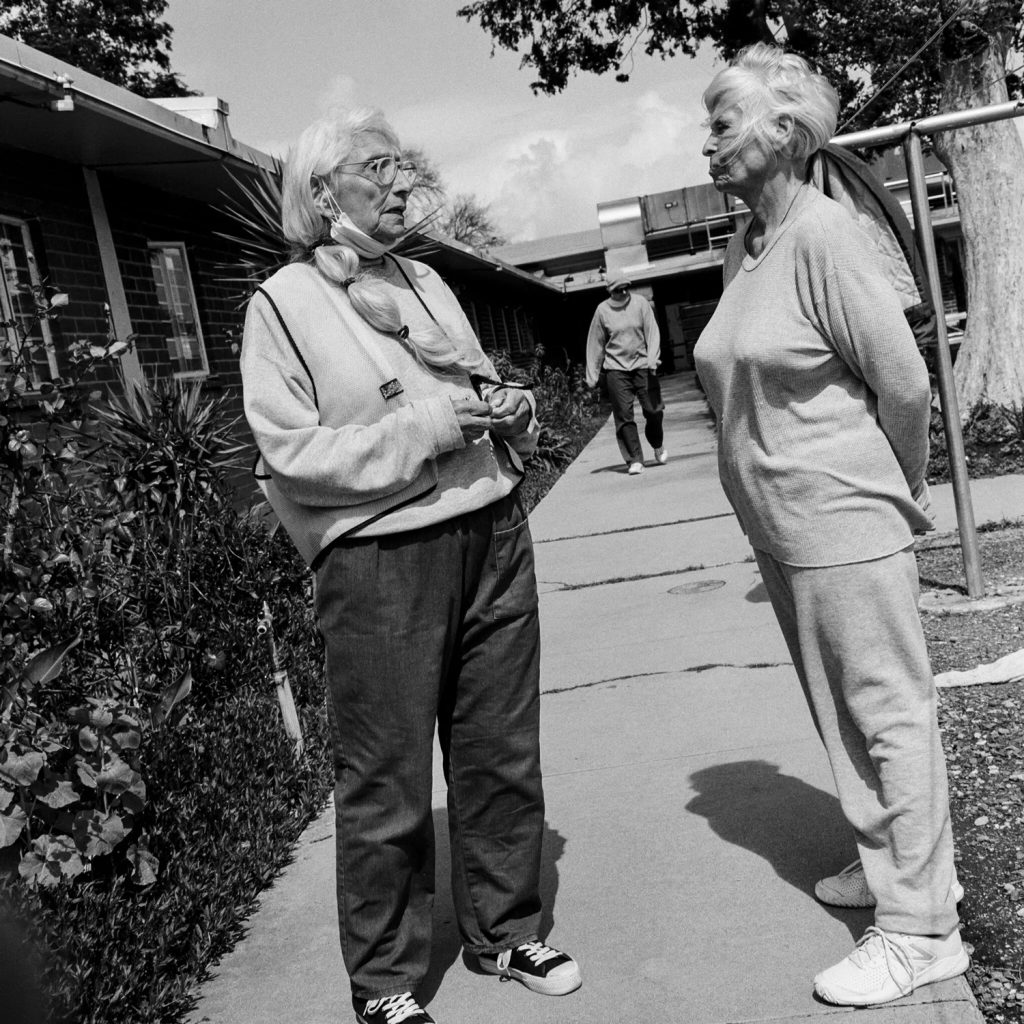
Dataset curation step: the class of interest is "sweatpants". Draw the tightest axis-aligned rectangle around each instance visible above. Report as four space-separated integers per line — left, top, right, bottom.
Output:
754 546 960 937
606 368 664 464
315 490 545 1000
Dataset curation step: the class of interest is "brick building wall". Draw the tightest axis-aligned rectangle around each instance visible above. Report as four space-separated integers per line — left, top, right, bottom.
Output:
101 177 247 420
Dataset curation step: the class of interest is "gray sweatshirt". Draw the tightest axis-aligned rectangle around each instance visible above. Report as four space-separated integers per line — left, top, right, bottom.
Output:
585 293 661 387
694 188 933 567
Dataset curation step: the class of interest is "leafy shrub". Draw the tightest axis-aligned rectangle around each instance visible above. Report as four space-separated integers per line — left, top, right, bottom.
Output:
928 401 1024 484
1 685 330 1024
2 294 330 1021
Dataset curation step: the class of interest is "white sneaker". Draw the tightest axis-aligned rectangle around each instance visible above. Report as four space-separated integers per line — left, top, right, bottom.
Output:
815 859 964 908
814 926 968 1006
478 941 582 996
627 462 644 475
654 446 668 465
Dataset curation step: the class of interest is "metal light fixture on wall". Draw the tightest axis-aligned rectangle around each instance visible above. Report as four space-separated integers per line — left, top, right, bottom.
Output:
50 73 74 113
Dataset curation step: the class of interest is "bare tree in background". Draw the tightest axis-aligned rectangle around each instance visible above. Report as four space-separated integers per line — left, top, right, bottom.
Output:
405 146 507 249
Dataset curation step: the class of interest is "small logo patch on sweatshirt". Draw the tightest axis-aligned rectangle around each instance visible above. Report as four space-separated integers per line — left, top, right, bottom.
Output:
380 378 404 400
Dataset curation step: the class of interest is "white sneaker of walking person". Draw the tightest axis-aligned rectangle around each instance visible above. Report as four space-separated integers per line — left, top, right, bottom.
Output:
815 860 964 908
478 940 582 996
654 446 668 465
814 926 969 1006
627 462 644 475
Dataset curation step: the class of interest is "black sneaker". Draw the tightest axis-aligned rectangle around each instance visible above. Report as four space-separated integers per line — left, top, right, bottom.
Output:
353 992 435 1024
478 940 582 996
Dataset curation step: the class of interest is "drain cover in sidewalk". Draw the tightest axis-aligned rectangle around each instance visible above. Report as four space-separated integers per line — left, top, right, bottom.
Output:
669 579 726 595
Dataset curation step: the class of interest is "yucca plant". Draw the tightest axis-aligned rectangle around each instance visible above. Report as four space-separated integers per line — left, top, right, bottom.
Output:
91 377 247 545
214 161 290 307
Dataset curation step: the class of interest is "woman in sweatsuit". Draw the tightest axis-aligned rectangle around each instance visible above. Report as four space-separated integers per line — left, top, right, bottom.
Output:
693 44 966 1007
241 108 579 1024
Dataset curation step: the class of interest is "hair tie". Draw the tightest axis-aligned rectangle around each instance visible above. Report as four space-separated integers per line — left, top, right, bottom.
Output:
342 276 357 287
396 325 410 340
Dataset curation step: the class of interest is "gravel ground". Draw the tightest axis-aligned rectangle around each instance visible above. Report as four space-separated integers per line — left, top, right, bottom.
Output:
918 524 1024 1023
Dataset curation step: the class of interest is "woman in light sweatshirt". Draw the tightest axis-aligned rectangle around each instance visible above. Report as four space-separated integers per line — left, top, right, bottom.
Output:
241 109 579 1024
693 45 966 1007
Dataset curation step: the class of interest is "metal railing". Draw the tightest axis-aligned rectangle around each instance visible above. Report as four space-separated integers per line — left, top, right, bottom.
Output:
831 99 1024 599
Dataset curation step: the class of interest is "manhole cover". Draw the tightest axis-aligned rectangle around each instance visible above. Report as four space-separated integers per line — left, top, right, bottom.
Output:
669 579 726 595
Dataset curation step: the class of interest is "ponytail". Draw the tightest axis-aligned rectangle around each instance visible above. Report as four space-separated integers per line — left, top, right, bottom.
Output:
313 243 483 372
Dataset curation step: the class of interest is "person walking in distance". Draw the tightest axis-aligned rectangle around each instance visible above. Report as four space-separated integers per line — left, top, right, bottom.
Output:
586 277 666 475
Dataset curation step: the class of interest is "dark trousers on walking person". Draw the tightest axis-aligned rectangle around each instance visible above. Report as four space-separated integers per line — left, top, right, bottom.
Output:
315 491 545 1000
606 368 664 466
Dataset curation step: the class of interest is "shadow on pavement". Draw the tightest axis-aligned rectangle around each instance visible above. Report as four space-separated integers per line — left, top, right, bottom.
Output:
420 811 566 1005
685 759 870 941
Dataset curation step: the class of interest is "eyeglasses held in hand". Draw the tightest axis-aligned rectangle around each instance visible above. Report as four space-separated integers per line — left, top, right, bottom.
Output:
335 155 419 188
469 374 529 400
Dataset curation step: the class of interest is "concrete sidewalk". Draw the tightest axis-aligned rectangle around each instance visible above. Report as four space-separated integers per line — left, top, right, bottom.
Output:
188 373 1019 1024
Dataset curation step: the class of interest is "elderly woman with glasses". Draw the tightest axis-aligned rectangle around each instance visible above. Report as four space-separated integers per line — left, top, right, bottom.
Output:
693 45 966 1007
241 109 580 1024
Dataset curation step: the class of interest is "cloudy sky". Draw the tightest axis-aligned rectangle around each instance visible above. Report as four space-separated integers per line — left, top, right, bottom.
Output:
164 0 721 242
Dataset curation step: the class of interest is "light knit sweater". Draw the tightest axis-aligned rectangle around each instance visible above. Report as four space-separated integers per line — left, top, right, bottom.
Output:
241 257 537 565
693 187 933 567
585 293 661 387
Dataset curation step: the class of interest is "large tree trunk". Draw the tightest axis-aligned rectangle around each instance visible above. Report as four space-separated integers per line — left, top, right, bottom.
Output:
932 37 1024 414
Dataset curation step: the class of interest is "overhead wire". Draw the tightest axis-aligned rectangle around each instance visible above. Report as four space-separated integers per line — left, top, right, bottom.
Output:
837 0 973 132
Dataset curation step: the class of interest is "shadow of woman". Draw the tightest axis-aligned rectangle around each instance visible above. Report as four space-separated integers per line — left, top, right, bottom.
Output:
685 759 869 940
418 810 566 1004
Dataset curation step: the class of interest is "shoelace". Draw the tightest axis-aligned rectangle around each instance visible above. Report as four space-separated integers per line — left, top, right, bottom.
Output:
835 860 864 879
850 927 922 996
363 992 425 1024
498 940 562 970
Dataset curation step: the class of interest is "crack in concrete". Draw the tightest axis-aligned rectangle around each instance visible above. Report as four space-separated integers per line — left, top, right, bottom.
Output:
544 661 791 696
534 510 734 545
541 557 755 591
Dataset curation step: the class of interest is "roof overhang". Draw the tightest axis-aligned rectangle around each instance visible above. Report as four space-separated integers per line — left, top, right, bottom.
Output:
403 230 563 295
0 35 275 204
545 246 727 294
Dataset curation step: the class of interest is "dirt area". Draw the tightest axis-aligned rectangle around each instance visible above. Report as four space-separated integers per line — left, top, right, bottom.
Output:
918 525 1024 1022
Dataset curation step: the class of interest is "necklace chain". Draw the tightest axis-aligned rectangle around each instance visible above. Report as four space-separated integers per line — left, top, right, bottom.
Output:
745 183 806 254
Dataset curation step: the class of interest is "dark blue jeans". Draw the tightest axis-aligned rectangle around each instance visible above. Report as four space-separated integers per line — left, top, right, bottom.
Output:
606 368 664 464
315 490 545 1000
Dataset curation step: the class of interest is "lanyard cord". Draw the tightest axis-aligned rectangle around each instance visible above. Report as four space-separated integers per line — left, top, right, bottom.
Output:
385 253 442 326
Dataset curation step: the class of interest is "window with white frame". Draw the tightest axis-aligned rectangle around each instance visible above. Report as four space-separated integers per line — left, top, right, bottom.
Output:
148 242 209 378
0 216 58 384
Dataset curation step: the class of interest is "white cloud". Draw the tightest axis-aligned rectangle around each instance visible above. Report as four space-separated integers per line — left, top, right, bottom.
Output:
411 87 712 242
253 138 293 159
317 74 362 117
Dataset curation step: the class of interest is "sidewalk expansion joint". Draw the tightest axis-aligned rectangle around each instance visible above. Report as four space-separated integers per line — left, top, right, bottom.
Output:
544 661 791 696
534 510 734 545
548 557 755 591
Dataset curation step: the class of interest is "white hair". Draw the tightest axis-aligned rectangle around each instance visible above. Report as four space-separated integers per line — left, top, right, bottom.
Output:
281 109 482 373
702 43 838 166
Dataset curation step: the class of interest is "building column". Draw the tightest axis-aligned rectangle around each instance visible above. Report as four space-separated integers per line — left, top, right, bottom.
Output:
82 167 143 388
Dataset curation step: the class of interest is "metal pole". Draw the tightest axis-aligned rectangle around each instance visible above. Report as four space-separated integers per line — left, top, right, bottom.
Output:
832 98 1024 149
903 132 985 597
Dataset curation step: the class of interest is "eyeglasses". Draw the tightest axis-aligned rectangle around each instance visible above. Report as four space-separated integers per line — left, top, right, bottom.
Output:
335 155 419 188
